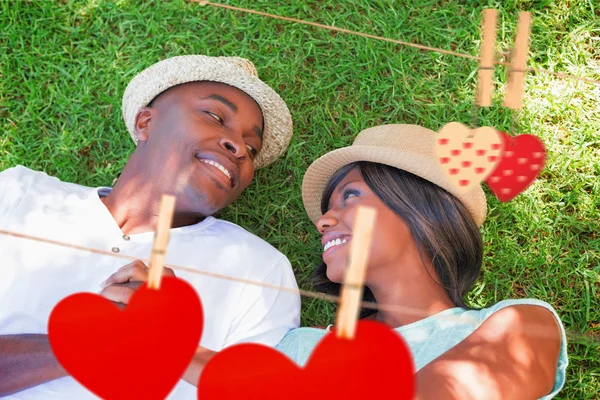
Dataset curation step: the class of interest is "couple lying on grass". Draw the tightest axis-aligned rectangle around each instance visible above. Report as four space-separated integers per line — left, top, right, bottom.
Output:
0 55 567 399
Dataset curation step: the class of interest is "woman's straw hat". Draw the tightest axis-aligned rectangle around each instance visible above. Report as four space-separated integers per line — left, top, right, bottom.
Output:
302 124 487 227
122 55 293 169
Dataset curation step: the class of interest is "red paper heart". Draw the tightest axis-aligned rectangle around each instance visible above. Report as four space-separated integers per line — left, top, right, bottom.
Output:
485 132 547 201
48 277 203 400
198 320 414 399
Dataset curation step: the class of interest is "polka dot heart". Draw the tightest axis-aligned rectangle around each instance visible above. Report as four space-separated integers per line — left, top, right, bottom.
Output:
437 122 504 193
485 132 547 202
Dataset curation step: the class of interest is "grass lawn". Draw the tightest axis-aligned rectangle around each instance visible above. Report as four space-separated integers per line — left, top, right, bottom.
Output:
1 0 599 397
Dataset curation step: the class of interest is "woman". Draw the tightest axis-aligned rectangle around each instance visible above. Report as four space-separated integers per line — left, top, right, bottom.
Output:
275 124 568 399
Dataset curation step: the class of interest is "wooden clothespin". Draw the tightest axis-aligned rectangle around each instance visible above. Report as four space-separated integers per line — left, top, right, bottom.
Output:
504 12 532 109
335 206 377 340
476 9 498 107
147 195 176 290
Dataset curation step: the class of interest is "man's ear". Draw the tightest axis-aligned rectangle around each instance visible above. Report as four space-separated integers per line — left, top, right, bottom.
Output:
134 107 154 143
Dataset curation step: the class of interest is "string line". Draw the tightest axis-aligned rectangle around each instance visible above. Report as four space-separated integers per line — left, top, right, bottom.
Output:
1 229 597 344
191 1 600 86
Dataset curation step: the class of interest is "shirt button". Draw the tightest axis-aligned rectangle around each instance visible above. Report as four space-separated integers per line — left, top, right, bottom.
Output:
111 247 120 253
123 235 130 241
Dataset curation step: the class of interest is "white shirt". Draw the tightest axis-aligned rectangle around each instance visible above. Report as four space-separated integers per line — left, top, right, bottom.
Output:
0 166 301 399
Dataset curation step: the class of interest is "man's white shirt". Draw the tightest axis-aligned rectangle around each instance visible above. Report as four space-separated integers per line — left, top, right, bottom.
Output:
0 166 301 399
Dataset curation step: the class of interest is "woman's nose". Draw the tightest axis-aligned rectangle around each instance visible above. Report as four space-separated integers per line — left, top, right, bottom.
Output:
316 213 338 234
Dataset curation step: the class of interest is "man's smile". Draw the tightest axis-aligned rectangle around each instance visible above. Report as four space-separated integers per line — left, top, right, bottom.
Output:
196 156 237 188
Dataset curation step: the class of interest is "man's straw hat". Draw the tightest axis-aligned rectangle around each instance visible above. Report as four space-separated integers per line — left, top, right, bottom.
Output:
122 55 293 169
302 124 487 227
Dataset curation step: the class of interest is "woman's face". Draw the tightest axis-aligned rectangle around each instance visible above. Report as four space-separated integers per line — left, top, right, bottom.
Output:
316 167 414 283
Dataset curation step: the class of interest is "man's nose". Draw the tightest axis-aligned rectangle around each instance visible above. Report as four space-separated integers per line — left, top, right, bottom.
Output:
219 137 247 161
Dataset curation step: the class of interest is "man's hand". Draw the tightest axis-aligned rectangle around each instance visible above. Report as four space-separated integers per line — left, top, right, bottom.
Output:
100 260 176 308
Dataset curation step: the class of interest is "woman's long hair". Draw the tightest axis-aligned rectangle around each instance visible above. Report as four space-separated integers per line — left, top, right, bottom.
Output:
312 161 483 317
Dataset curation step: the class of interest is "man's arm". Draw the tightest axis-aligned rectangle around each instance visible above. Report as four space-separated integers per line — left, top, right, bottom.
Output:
414 305 562 400
100 260 216 387
99 258 299 388
180 347 217 386
0 261 155 396
0 334 68 396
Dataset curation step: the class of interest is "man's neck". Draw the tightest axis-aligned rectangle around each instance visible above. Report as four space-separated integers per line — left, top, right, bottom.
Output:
99 183 205 236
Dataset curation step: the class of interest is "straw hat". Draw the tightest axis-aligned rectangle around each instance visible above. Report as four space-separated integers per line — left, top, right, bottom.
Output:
302 124 487 227
122 55 293 169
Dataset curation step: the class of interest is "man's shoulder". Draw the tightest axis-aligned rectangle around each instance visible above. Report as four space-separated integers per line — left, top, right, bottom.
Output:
0 165 98 202
1 165 87 188
0 164 39 180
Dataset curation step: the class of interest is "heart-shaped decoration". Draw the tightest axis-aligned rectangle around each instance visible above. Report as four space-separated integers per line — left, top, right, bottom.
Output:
437 122 504 193
485 132 547 201
48 277 203 400
198 320 414 399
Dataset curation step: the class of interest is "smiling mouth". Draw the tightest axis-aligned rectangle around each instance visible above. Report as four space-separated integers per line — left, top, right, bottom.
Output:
323 238 349 252
198 159 234 187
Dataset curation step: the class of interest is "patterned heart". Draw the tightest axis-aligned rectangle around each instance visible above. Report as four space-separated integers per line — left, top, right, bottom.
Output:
48 277 203 400
198 320 414 399
485 132 547 201
437 122 504 193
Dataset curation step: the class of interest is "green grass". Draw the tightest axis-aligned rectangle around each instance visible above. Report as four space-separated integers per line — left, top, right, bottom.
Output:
1 0 599 397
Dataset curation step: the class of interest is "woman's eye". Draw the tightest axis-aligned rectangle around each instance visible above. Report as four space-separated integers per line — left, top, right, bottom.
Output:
206 112 223 123
343 190 359 200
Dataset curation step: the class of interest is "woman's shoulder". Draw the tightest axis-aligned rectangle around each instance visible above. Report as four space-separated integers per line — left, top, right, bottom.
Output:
474 298 568 399
275 327 329 367
278 326 329 342
476 298 563 326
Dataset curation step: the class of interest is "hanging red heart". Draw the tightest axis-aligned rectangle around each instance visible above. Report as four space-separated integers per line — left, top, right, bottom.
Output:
48 277 203 400
198 320 414 399
485 132 547 202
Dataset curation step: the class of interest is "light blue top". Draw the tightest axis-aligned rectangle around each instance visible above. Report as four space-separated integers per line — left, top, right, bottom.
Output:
276 299 568 399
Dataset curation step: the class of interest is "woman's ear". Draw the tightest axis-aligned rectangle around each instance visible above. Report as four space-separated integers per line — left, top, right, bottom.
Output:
134 107 154 143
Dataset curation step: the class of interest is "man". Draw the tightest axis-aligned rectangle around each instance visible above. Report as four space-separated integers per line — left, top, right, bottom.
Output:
0 55 301 398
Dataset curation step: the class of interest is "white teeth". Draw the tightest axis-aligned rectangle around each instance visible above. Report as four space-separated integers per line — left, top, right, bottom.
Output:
201 159 232 181
323 238 348 252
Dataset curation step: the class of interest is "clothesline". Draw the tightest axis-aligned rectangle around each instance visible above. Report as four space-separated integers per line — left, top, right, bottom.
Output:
1 228 597 345
191 0 600 87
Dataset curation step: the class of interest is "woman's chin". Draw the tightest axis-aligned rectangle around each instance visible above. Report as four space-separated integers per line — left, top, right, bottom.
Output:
325 266 344 284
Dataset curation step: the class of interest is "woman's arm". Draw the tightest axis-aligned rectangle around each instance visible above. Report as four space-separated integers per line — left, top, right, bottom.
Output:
414 305 562 400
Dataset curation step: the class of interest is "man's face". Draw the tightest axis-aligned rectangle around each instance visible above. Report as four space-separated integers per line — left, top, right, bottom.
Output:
134 81 264 216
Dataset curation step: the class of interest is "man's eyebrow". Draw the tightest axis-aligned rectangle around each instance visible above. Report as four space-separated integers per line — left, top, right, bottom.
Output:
252 125 263 141
201 94 238 113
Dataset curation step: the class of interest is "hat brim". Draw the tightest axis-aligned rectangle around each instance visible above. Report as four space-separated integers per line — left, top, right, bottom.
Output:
302 145 487 227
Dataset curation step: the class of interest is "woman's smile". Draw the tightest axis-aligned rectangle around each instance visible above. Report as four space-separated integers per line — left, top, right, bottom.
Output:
322 237 350 260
